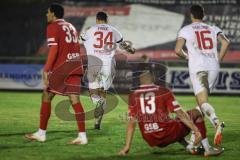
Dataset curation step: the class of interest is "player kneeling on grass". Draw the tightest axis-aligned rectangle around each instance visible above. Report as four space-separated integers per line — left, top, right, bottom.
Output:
25 3 87 145
118 67 223 157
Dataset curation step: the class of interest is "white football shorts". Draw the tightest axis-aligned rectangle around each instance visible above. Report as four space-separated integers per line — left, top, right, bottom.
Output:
87 57 116 90
190 70 219 95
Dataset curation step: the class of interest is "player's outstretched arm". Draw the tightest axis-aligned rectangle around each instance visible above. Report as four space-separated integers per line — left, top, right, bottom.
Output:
119 41 136 54
175 109 202 145
118 118 136 156
175 38 188 60
218 34 230 62
80 26 91 42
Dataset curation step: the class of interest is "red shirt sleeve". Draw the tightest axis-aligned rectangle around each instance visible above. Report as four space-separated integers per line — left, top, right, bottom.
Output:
44 46 58 72
44 24 59 72
47 24 58 47
164 90 181 113
128 93 137 119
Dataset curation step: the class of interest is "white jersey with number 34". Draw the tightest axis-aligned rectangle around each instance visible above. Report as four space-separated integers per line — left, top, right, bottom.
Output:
178 22 223 73
81 24 123 63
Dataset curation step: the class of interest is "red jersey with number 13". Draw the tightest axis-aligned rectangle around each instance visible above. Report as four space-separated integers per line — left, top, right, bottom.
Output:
128 84 182 146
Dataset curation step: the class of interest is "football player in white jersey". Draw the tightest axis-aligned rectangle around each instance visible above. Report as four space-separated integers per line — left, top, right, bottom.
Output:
175 5 230 146
81 12 135 129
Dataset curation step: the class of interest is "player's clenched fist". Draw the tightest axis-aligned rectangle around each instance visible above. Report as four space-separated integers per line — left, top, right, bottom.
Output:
119 41 135 54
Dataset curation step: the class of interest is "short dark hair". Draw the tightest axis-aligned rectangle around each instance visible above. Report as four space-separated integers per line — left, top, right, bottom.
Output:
96 12 108 21
136 63 155 77
190 4 204 20
49 3 64 19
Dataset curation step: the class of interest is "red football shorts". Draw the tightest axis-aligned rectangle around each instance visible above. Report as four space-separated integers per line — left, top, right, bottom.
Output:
48 74 81 96
156 110 196 147
156 120 190 147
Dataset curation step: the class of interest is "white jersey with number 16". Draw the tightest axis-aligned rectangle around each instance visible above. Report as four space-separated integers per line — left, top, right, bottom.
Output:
178 22 224 73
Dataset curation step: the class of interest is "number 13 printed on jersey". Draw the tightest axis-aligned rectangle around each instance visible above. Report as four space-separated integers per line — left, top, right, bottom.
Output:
140 92 156 114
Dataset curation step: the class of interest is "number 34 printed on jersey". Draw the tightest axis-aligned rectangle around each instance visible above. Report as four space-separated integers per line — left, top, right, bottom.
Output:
93 31 113 48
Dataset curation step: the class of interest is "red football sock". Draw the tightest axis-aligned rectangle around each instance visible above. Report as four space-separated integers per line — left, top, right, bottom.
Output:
195 121 207 139
40 102 51 130
72 103 85 132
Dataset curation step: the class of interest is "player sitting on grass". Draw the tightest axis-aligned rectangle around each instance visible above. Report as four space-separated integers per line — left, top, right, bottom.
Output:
118 64 223 157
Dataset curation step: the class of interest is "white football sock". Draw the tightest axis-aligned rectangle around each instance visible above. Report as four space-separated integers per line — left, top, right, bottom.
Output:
201 138 210 152
78 132 87 140
201 103 219 126
186 132 195 150
91 94 106 125
91 94 106 109
190 131 195 143
102 98 107 110
38 128 46 136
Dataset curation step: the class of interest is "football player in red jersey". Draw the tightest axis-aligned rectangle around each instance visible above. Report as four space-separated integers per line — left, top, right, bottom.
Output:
25 3 87 145
118 65 223 157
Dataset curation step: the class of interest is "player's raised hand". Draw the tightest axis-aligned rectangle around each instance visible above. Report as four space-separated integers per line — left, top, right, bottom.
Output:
127 47 136 54
119 41 136 54
118 146 129 156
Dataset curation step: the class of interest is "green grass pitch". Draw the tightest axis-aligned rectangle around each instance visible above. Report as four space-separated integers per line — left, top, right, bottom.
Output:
0 91 240 160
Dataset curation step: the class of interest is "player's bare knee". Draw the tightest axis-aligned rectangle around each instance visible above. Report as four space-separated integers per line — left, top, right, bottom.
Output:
194 108 202 117
89 89 98 96
192 108 204 122
195 116 204 123
99 90 106 98
69 95 80 105
187 109 201 122
42 91 53 102
90 94 101 105
196 91 208 106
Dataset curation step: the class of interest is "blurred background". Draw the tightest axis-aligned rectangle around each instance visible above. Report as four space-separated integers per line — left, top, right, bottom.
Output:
0 0 239 94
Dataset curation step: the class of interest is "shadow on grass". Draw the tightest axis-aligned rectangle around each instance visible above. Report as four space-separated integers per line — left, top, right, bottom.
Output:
0 129 113 147
0 130 76 137
0 144 41 150
68 151 200 160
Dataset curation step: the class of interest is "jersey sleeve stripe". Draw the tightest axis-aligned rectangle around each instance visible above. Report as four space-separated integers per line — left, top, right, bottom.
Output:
80 36 86 41
47 38 55 42
177 37 186 41
173 107 181 111
217 32 223 36
116 38 123 43
48 43 58 46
